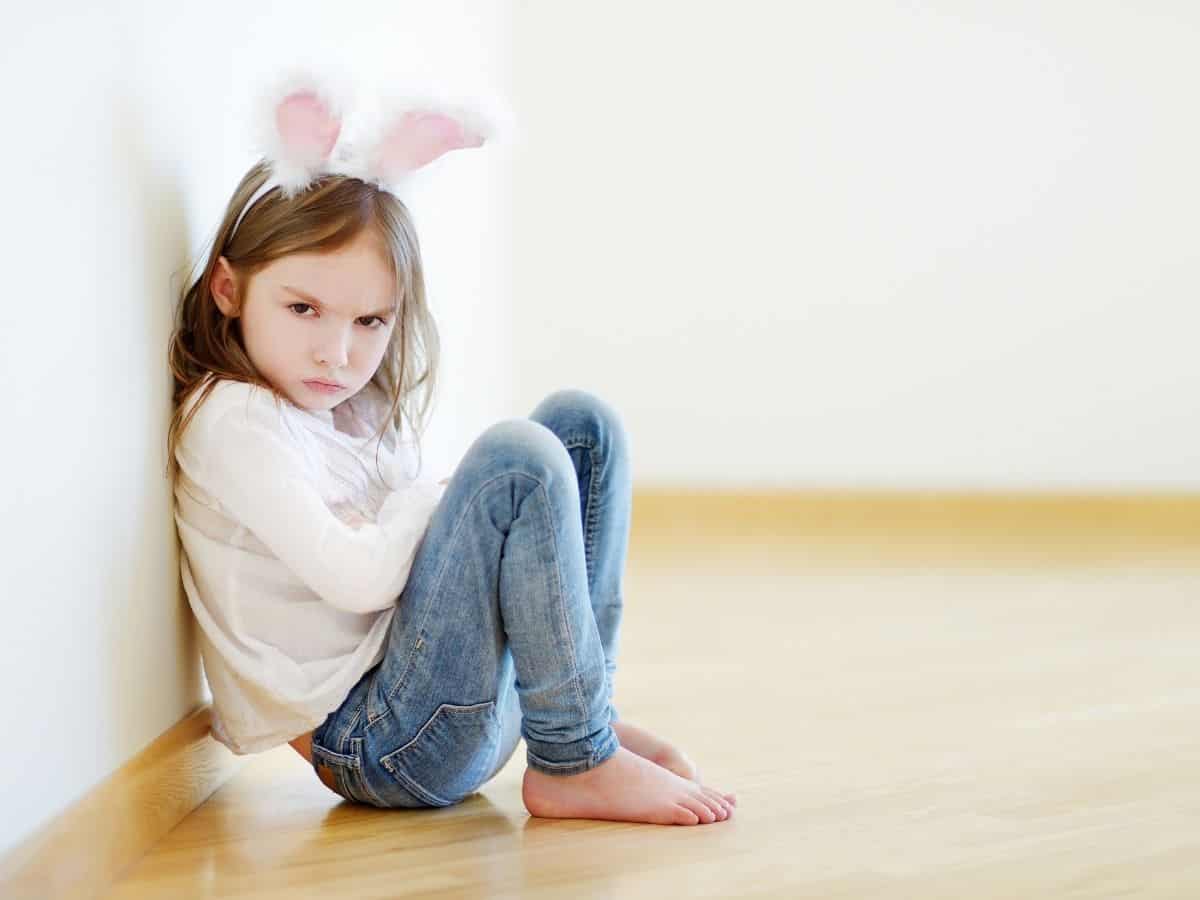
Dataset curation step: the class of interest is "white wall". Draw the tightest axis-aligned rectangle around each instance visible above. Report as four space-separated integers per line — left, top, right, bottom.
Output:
0 0 511 860
511 1 1200 490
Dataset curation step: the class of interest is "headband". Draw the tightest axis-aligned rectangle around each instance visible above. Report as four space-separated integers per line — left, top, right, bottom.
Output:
229 68 504 240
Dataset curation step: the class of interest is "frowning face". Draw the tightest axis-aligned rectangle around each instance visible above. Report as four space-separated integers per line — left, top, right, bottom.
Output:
212 228 398 412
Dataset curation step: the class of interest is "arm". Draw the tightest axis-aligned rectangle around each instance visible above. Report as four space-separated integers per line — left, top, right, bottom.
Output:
188 390 444 615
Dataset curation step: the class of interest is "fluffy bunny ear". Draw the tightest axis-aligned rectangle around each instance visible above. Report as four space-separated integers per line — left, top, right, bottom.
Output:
368 110 485 183
359 84 495 187
249 68 352 195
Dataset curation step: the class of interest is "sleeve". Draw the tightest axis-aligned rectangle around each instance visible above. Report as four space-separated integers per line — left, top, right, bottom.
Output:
189 387 445 615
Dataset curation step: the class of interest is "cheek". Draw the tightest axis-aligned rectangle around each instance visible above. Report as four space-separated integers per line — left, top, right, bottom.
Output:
246 310 302 361
358 328 393 362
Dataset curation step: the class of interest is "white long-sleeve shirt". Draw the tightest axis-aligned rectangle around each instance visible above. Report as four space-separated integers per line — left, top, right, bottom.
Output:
172 374 446 754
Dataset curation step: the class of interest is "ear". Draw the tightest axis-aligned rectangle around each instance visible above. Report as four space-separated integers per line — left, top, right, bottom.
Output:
275 90 341 170
211 257 240 318
250 69 349 193
366 108 485 185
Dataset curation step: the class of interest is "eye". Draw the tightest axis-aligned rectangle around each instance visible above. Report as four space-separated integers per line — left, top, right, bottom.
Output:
288 302 315 317
358 316 389 329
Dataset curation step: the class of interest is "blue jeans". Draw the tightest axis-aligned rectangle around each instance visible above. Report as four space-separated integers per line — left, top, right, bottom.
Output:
310 388 631 808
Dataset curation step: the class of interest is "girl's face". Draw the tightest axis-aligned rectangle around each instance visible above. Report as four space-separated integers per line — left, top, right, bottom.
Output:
212 229 398 412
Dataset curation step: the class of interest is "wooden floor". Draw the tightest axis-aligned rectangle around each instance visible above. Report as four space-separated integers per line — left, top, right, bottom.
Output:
106 495 1200 898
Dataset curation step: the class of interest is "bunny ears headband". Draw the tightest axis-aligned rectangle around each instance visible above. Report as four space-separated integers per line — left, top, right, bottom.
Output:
229 69 503 240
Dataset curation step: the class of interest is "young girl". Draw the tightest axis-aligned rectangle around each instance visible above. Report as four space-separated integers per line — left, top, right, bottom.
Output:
166 76 736 826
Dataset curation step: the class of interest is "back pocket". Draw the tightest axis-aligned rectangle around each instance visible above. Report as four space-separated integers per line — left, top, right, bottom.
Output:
379 700 500 807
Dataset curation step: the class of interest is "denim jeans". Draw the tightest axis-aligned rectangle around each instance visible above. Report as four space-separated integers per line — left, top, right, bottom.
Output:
310 388 631 808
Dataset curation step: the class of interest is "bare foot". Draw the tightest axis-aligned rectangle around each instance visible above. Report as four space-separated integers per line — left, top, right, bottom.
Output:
522 746 736 826
612 720 710 788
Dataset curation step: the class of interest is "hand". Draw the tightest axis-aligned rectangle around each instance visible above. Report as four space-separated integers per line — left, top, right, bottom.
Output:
343 511 371 530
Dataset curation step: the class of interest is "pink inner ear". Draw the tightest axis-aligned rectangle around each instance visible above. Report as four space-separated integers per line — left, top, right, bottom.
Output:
275 91 341 163
373 110 485 179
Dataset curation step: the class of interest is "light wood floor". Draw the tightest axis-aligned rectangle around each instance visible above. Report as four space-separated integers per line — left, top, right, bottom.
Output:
106 494 1200 898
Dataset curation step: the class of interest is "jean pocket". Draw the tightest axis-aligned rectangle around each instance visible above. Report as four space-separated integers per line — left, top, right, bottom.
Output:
312 737 384 807
379 700 500 807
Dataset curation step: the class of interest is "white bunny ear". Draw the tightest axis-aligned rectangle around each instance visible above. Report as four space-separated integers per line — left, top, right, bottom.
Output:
355 82 509 188
248 66 354 195
368 108 484 184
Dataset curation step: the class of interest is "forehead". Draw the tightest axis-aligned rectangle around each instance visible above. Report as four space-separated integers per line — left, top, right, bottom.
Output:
266 231 396 309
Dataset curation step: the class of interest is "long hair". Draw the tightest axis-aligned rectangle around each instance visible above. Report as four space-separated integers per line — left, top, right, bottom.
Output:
165 159 440 486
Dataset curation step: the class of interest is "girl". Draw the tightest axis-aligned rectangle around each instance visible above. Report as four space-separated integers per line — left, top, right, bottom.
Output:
166 77 736 826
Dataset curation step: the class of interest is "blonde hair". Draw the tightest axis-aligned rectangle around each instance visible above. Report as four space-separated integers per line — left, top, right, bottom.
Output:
165 158 440 485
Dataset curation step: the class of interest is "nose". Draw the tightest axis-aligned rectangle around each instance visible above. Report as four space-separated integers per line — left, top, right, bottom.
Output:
314 328 350 369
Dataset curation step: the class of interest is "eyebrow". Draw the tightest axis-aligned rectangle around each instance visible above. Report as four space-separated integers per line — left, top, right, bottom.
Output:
282 285 394 318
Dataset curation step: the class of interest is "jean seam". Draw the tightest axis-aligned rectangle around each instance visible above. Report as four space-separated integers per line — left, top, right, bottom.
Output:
378 702 497 807
364 677 391 729
350 737 387 807
375 444 598 769
387 763 450 807
530 476 592 755
335 702 363 755
564 435 610 694
380 470 548 710
313 743 368 804
585 443 601 596
559 435 600 592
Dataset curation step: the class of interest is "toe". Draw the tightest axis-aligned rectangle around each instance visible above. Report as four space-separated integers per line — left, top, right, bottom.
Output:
684 796 717 824
705 793 729 821
691 793 721 823
673 804 700 826
702 786 732 818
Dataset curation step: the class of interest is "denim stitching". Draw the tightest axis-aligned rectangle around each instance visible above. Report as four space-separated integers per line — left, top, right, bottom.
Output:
366 424 598 770
376 474 503 710
563 435 608 698
312 743 362 803
337 701 363 753
530 477 592 755
526 751 594 771
388 764 450 807
364 677 390 729
531 396 619 766
390 701 495 757
562 430 609 759
377 470 545 711
350 737 387 807
311 744 357 765
559 436 599 592
585 443 602 595
379 701 496 807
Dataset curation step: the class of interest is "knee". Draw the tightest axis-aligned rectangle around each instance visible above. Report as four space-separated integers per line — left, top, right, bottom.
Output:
465 418 575 488
530 388 630 458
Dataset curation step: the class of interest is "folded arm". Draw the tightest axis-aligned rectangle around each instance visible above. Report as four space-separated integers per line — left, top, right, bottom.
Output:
187 389 444 614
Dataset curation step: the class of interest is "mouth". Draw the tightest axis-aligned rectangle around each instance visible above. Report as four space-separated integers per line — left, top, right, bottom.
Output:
303 379 345 393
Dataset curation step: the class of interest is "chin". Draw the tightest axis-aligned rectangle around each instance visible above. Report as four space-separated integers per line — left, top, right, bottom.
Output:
276 385 321 410
300 396 340 412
